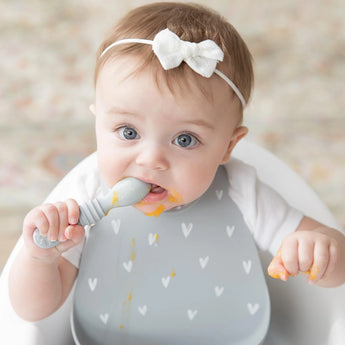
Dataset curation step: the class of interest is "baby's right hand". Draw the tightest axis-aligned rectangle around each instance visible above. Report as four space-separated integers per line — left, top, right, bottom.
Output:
22 199 85 261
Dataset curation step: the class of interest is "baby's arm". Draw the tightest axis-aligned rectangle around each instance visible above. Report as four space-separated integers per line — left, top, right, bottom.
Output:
8 200 85 321
268 216 345 287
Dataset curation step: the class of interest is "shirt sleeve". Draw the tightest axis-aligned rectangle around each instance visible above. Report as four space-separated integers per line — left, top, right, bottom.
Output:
224 158 304 255
43 153 102 268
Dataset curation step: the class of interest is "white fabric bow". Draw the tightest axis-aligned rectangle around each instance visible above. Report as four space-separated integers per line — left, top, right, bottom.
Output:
152 28 224 78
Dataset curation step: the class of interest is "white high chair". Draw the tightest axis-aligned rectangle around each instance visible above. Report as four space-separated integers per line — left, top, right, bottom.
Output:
0 139 344 345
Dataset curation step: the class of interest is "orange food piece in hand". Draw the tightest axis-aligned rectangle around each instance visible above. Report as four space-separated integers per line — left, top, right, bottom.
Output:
267 249 290 281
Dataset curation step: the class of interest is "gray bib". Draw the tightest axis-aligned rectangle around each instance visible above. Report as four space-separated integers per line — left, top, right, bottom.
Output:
72 167 270 345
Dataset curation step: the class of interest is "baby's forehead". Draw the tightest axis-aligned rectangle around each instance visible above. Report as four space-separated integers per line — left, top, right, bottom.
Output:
97 55 236 106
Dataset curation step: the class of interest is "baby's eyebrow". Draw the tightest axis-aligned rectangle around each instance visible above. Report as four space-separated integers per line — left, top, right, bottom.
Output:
106 106 214 130
182 118 215 131
106 106 137 117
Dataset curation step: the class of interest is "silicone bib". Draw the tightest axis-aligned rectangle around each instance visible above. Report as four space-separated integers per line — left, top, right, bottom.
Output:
72 167 270 345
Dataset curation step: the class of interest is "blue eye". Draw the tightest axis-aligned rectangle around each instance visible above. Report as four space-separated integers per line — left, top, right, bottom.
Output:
174 134 198 148
118 126 139 140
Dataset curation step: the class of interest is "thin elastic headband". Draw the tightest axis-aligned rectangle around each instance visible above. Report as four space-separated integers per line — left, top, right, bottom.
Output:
100 28 246 108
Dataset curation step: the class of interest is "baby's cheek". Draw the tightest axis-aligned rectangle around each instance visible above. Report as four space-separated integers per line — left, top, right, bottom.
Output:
178 177 213 205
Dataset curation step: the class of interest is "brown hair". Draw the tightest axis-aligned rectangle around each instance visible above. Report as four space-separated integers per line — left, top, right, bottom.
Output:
94 2 254 104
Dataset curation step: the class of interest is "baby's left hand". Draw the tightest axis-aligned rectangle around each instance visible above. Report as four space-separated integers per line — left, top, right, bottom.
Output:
268 230 338 284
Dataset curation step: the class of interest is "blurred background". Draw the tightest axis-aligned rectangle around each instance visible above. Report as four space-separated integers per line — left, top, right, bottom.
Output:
1 0 344 271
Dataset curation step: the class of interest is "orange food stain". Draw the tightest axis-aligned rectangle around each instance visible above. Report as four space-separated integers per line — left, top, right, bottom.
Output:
309 265 320 280
268 266 289 281
135 199 148 207
155 233 159 243
171 269 176 278
130 238 136 261
122 290 133 306
120 290 133 330
145 204 165 217
267 271 282 280
168 189 184 204
106 191 119 215
267 248 290 281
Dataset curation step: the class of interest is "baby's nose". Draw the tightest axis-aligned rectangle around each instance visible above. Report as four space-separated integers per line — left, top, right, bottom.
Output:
135 145 169 171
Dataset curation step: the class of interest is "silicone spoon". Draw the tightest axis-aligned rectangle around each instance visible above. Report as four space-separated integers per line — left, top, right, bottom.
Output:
33 177 151 249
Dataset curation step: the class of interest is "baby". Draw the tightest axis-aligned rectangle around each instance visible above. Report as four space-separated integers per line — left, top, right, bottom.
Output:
8 2 345 344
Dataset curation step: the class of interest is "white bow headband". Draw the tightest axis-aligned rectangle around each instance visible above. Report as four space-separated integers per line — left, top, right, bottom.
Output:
100 28 246 107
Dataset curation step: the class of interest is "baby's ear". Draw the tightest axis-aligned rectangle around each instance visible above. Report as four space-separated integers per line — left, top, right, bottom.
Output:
89 104 96 116
221 126 248 164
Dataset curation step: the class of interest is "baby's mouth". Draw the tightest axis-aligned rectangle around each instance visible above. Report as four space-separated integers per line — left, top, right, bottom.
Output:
141 183 168 203
150 184 166 194
135 182 184 215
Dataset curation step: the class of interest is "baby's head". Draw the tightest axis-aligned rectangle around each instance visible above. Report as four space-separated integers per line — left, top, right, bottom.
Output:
92 2 254 215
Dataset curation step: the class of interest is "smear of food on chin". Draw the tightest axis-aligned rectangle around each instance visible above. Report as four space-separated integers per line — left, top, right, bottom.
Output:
145 204 165 217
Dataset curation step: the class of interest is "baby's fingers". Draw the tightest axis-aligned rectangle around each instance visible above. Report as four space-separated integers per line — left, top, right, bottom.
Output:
309 241 337 283
56 225 85 253
42 202 71 242
56 199 80 242
65 199 80 225
297 238 314 273
38 203 60 242
280 236 299 277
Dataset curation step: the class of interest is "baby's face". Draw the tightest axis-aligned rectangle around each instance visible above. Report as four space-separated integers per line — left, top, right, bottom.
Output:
93 57 246 215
